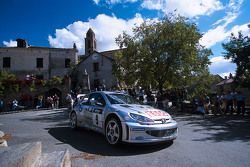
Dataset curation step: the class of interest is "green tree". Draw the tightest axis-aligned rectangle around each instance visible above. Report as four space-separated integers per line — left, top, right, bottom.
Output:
189 70 222 97
222 32 250 88
48 76 63 86
0 71 17 95
114 15 211 92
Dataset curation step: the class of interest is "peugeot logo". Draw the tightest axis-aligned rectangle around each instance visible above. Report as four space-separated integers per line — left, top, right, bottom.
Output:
161 118 166 124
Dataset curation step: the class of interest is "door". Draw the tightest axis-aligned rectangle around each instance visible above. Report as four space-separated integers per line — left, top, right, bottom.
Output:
87 93 106 130
76 94 89 127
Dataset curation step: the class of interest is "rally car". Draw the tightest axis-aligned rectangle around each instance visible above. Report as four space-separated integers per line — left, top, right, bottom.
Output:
69 91 177 145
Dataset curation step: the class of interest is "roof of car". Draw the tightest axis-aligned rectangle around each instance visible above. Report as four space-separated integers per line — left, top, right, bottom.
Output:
90 91 125 95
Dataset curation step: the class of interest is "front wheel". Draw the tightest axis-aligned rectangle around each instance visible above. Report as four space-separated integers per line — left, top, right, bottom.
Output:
70 112 78 129
105 118 122 145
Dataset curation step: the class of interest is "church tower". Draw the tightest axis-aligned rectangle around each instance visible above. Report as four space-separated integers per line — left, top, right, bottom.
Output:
85 28 97 56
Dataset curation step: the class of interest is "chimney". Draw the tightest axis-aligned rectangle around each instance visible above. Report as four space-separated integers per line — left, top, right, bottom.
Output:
16 38 28 48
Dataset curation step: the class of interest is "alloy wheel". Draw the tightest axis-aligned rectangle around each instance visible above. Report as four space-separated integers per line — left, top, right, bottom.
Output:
70 112 77 129
106 119 120 145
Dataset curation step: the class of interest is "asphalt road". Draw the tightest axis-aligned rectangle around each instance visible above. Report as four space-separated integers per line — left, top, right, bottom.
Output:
0 109 250 167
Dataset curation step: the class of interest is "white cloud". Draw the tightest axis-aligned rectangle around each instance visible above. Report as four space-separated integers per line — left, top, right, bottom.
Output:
230 23 250 36
200 0 248 48
92 0 137 5
209 56 236 77
3 40 17 47
92 0 100 4
200 22 250 48
141 0 224 17
48 13 144 54
200 25 229 48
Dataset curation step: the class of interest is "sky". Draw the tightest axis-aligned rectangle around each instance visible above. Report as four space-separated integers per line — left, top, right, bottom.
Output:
1 0 250 77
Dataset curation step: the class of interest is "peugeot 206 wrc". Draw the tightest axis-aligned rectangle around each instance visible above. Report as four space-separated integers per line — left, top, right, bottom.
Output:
69 91 178 145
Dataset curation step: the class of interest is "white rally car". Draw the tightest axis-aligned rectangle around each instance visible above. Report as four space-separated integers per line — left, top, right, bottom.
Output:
69 91 177 145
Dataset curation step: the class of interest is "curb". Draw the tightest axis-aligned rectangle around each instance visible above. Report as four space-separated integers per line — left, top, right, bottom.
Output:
0 131 8 147
0 142 41 167
0 108 68 115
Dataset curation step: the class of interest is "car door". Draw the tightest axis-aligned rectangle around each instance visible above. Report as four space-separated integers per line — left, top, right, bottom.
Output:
75 94 89 127
88 93 106 131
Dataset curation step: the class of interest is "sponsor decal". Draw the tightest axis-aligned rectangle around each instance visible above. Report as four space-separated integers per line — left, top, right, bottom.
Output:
145 110 169 117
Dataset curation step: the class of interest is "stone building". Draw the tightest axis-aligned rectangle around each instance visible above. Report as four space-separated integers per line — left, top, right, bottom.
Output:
0 39 78 109
0 39 78 80
73 28 121 92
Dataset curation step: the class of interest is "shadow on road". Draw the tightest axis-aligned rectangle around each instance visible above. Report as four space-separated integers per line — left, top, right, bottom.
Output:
47 126 173 156
177 115 250 143
21 111 69 126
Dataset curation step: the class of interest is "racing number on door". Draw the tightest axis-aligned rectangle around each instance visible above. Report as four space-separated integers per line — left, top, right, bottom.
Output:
95 114 98 125
91 108 103 128
93 113 102 128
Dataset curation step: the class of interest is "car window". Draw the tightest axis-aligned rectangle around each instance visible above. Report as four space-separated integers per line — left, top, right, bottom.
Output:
106 94 141 104
88 93 106 107
80 94 89 104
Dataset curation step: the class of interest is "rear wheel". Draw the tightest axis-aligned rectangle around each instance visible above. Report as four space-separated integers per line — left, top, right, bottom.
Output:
105 118 122 145
70 112 78 129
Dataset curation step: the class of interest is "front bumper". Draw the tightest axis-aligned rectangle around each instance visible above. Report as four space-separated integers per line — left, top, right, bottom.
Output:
121 120 178 143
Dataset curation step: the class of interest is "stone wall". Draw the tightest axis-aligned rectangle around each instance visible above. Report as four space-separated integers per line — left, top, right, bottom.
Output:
0 47 77 80
0 79 70 112
77 52 117 90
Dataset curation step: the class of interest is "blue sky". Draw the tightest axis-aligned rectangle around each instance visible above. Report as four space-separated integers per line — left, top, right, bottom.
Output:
1 0 249 77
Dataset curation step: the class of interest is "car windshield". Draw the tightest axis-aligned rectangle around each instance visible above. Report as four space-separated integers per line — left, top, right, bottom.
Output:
106 93 141 104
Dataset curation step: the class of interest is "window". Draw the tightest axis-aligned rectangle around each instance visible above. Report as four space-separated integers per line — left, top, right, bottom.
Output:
88 93 106 107
65 58 71 68
93 62 99 72
36 58 43 68
3 57 11 68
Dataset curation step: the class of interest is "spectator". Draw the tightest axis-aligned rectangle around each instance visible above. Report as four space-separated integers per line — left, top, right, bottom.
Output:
214 93 222 115
0 99 3 112
203 95 211 114
46 96 54 109
146 90 155 106
36 95 43 109
156 92 163 109
53 94 59 109
196 97 205 117
138 89 144 102
224 91 233 115
12 99 18 110
231 90 237 113
236 91 246 116
66 93 74 111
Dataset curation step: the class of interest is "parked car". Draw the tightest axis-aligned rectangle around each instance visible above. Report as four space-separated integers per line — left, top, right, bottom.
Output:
69 91 178 145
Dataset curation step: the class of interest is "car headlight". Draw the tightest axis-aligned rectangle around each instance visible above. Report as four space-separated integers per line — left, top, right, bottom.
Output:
129 113 154 124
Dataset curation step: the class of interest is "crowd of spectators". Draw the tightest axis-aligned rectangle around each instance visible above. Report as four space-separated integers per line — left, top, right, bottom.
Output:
0 93 60 112
194 90 246 116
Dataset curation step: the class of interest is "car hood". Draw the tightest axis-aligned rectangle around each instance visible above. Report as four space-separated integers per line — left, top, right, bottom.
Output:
112 104 171 120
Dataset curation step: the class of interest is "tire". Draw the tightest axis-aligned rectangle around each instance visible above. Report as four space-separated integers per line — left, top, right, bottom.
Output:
70 112 78 129
105 118 122 145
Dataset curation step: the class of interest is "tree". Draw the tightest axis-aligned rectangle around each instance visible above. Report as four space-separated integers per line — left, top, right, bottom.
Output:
189 70 222 97
0 71 17 96
222 32 250 88
114 15 211 92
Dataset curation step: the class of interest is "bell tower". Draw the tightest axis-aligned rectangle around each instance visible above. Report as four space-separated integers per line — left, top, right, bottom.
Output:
85 28 97 56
